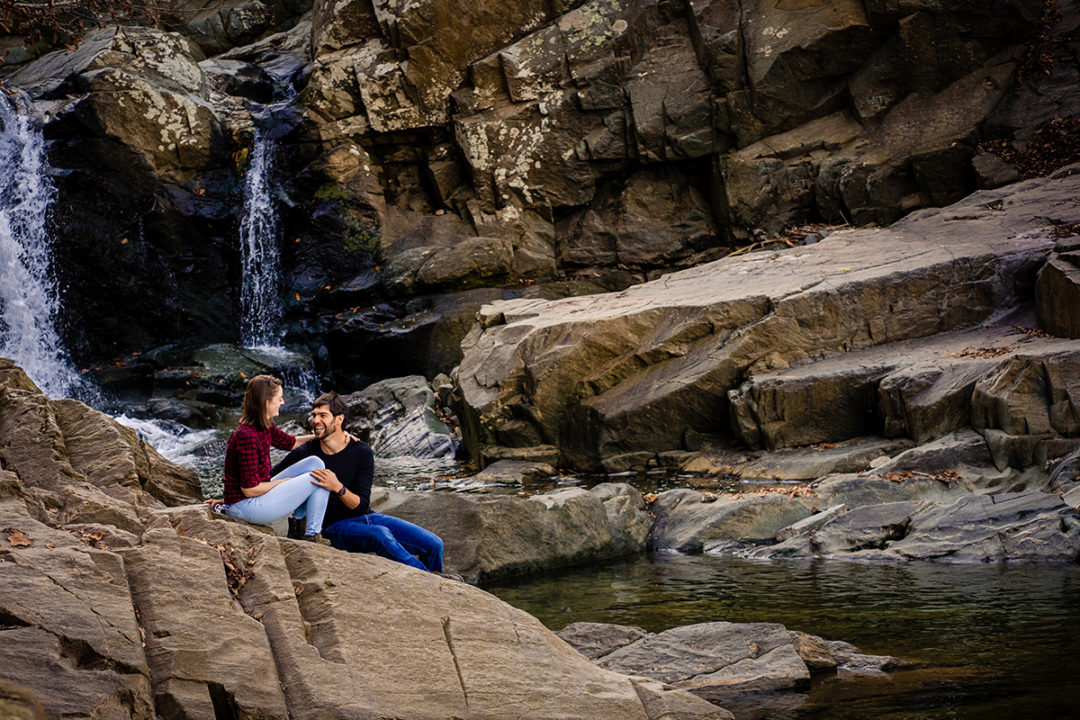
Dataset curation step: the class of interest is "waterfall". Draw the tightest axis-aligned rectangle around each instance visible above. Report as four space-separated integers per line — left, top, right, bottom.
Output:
238 123 284 349
0 95 84 399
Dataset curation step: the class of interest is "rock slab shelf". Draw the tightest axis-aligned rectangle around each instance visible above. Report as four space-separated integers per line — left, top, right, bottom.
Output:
456 169 1080 471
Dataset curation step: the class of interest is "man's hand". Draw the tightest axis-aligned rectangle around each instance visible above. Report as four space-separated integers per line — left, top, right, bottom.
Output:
310 467 343 494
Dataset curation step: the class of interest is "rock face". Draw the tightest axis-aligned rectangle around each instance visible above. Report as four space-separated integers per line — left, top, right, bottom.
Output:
1036 245 1080 338
0 360 727 720
343 375 459 459
0 359 202 516
4 0 1077 383
456 169 1080 471
373 482 653 583
7 26 241 361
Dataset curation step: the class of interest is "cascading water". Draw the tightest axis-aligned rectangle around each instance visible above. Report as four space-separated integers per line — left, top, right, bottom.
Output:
235 70 321 401
0 94 85 399
238 122 284 349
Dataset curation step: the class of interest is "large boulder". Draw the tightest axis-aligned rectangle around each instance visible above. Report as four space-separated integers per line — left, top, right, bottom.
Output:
373 482 653 583
0 359 202 518
1036 248 1080 338
142 505 727 720
456 170 1080 471
343 375 460 459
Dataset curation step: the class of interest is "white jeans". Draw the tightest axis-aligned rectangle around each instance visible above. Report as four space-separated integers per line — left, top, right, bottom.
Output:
224 456 329 534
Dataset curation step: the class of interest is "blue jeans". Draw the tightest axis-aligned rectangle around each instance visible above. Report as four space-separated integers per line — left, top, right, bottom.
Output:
323 513 443 572
224 457 330 535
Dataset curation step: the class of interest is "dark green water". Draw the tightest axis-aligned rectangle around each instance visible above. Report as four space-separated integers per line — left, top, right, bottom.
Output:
487 554 1080 720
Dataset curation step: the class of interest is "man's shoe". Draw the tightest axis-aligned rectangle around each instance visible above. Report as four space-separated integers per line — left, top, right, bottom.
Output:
303 533 332 547
435 571 465 583
287 517 306 539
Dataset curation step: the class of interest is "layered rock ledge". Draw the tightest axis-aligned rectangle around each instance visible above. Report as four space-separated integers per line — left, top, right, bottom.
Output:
456 168 1080 473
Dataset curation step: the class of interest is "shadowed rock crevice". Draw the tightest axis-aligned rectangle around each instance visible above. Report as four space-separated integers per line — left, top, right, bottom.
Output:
441 617 471 712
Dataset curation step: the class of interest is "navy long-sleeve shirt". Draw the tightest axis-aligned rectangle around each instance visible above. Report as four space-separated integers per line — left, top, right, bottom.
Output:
272 437 375 529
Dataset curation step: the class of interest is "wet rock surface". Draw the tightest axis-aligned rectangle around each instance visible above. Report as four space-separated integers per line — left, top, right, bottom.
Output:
343 374 459 459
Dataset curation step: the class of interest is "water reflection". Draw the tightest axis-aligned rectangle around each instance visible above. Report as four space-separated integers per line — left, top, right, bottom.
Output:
488 555 1080 720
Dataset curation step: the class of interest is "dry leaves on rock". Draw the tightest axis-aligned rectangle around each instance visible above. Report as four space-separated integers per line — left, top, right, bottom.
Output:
1051 222 1080 239
6 529 33 547
215 544 254 596
950 346 1014 359
67 528 107 548
1014 325 1055 339
725 486 817 500
883 470 962 484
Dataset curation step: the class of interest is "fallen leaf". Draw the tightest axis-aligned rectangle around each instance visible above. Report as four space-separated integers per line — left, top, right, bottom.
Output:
46 542 56 549
7 530 33 548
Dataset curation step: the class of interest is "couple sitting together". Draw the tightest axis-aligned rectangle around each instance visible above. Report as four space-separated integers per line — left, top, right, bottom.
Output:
206 375 454 579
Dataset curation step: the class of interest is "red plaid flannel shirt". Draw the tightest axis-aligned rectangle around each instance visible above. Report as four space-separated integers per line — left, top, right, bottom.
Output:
222 423 295 503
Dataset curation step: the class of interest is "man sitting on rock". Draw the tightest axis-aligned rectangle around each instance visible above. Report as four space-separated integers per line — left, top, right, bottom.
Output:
274 391 457 579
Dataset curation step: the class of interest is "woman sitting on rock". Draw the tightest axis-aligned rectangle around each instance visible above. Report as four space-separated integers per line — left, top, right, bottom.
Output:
205 374 330 542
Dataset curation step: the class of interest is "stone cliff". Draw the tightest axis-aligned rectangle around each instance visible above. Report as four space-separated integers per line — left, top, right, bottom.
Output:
2 0 1077 382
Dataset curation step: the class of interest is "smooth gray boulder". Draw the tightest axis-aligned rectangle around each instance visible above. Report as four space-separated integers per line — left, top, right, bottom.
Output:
890 490 1080 562
373 482 652 583
755 501 927 558
649 488 817 553
748 489 1080 563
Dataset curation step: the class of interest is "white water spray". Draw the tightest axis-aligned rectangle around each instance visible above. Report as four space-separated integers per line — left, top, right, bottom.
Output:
238 124 283 349
0 96 83 398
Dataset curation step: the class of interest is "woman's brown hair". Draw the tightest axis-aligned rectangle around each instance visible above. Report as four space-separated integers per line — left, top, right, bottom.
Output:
239 374 283 429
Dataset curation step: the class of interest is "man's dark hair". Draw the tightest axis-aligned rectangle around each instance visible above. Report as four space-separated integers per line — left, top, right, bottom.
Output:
312 391 349 421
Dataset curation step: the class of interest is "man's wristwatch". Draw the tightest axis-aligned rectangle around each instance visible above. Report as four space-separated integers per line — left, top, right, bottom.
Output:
336 485 347 497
